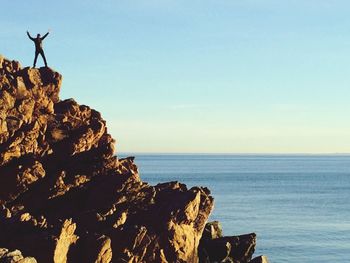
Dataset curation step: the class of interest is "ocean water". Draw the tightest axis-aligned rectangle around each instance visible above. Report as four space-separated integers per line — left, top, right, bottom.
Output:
125 154 350 262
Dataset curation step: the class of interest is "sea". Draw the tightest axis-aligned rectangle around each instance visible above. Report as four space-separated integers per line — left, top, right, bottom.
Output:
121 154 350 263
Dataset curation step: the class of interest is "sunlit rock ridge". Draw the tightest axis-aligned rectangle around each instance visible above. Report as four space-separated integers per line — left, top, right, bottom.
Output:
0 55 267 263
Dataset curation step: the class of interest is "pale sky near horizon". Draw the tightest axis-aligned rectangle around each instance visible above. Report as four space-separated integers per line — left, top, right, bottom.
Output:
2 1 350 153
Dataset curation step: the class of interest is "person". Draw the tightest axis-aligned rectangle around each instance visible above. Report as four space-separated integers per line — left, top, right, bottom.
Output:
27 30 50 68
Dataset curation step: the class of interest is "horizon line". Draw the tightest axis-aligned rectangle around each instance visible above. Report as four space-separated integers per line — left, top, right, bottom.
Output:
117 152 350 155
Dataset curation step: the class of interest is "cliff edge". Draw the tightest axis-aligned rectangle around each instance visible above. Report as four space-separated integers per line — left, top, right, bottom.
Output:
0 55 267 263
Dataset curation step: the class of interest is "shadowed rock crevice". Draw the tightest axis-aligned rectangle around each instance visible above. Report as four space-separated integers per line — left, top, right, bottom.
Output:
0 55 268 263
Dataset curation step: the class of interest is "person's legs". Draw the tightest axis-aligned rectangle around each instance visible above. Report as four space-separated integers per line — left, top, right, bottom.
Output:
40 50 48 67
33 51 39 67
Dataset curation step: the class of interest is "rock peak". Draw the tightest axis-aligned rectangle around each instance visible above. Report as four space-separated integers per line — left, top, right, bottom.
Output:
0 55 266 263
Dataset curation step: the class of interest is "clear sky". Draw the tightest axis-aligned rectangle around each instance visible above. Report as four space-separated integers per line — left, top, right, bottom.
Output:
2 1 350 153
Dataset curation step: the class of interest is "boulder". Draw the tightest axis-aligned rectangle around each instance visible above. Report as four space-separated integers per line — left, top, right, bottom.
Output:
202 220 223 240
199 222 256 263
250 255 269 263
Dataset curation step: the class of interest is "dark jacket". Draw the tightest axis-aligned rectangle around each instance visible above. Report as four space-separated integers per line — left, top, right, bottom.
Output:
27 32 49 51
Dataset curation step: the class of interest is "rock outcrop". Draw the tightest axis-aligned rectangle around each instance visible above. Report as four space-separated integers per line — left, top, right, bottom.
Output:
199 221 258 263
0 55 267 263
0 248 37 263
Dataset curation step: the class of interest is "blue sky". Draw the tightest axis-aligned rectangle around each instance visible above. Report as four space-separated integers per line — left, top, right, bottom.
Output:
2 1 350 153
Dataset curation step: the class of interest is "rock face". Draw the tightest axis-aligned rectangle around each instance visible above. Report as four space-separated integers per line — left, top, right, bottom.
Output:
0 55 267 263
199 221 257 263
0 248 37 263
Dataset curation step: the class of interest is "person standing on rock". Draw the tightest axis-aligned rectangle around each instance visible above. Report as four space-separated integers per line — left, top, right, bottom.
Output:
26 30 50 68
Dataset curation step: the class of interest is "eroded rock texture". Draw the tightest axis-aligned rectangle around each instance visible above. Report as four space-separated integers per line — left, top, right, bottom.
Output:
0 248 37 263
199 221 259 263
0 55 267 263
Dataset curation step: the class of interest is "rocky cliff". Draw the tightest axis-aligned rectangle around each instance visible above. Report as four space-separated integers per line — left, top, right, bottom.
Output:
0 55 267 263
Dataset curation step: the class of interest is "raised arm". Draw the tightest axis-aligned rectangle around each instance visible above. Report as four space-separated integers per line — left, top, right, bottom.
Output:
26 31 34 41
41 32 49 40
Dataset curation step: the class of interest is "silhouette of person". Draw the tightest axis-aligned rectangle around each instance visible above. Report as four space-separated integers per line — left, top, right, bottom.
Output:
27 30 50 68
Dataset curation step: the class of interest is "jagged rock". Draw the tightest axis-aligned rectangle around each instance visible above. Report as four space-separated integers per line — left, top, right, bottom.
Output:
224 233 256 262
0 205 11 218
202 220 223 240
250 255 269 263
199 222 256 263
0 248 37 263
53 219 78 263
200 234 256 263
0 55 217 263
88 235 112 263
0 54 267 262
